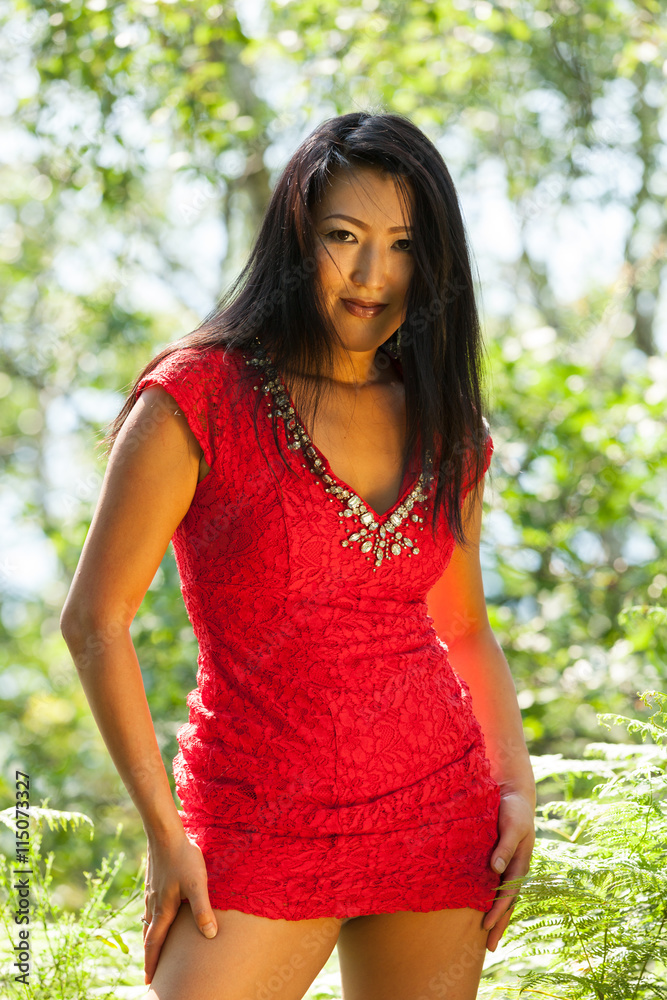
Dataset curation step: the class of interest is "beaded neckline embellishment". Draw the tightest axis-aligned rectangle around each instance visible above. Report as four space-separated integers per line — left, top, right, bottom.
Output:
244 339 433 572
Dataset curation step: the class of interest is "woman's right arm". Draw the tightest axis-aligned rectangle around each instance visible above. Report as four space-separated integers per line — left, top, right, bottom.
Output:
59 385 219 984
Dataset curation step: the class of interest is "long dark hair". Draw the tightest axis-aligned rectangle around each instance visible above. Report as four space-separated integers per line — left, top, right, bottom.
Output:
103 111 491 547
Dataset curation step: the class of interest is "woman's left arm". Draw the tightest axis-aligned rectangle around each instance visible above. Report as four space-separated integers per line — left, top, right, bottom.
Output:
427 481 536 951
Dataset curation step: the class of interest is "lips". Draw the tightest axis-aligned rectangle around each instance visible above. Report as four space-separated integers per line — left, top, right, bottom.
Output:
342 299 388 318
345 298 386 306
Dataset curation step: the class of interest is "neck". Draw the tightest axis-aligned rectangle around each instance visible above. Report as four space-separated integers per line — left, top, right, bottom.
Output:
327 347 390 386
259 339 398 387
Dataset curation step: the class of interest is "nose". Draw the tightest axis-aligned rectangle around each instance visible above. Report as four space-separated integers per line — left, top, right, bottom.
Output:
350 242 387 291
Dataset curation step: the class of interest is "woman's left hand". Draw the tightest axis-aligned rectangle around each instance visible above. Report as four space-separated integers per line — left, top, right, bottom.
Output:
483 789 536 952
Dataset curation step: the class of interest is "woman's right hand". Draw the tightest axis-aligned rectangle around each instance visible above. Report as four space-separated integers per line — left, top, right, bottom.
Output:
142 830 219 985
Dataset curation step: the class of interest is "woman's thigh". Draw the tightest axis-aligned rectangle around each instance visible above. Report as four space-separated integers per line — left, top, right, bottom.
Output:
336 907 489 1000
144 901 343 1000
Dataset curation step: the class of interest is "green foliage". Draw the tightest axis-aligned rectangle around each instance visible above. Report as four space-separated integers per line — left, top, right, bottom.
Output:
0 806 145 999
1 1 666 990
481 689 667 999
485 322 667 753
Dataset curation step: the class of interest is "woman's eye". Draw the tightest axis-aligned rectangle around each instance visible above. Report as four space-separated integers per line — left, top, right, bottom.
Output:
324 229 355 242
323 230 412 251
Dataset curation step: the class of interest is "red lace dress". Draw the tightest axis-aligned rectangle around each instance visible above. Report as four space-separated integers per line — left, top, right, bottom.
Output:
136 341 501 920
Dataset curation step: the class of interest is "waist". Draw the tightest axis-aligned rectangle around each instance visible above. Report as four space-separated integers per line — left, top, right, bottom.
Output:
196 591 438 649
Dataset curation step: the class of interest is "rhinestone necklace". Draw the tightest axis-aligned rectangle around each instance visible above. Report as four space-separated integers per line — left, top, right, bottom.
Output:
244 339 433 572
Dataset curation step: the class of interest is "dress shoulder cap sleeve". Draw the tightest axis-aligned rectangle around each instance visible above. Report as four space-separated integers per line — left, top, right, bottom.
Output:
480 417 494 477
135 345 228 470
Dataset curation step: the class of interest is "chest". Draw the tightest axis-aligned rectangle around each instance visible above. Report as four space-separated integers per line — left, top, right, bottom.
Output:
182 351 452 591
296 381 408 518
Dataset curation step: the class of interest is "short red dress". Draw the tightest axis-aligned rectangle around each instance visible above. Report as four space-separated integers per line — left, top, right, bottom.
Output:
136 340 501 920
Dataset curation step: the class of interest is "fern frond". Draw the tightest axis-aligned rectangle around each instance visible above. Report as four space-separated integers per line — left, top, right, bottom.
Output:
530 755 617 783
515 967 606 993
596 713 665 746
583 742 665 761
0 804 94 833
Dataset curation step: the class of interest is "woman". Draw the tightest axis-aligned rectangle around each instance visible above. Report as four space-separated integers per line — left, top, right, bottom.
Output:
60 111 536 1000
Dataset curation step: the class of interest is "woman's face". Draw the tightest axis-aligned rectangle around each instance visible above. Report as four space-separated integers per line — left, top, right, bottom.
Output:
311 166 415 356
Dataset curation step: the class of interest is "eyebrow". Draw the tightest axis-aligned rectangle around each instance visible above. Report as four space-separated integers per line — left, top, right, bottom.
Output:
321 213 413 233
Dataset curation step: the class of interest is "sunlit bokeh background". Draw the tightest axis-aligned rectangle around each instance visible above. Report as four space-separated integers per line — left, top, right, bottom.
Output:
0 0 666 992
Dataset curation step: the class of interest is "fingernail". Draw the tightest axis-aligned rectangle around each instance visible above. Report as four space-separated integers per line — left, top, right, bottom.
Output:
493 858 506 873
202 922 217 938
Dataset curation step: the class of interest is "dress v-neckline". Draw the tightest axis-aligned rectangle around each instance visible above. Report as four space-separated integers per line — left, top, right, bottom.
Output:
271 352 420 522
244 340 433 571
